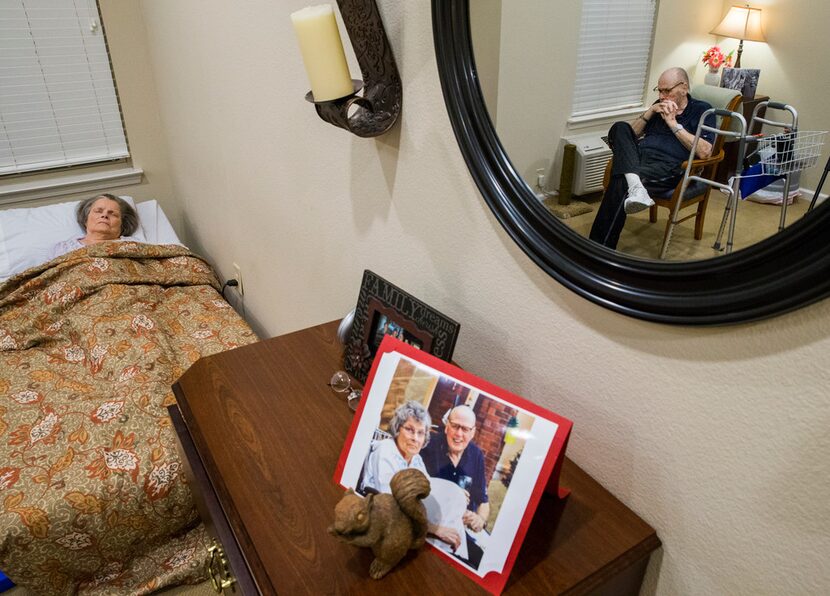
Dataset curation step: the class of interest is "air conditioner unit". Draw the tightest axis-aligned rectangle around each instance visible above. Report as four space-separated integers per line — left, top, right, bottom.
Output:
561 133 612 196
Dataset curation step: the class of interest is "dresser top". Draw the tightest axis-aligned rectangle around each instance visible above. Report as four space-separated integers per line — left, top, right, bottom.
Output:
172 320 659 594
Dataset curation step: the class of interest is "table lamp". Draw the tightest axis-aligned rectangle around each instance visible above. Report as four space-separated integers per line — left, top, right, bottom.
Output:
710 4 766 68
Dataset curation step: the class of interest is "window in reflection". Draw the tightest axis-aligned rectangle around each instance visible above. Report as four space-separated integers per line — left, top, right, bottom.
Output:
572 0 658 120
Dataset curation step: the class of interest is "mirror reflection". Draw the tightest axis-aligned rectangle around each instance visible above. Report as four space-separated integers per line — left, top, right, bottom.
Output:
470 0 828 262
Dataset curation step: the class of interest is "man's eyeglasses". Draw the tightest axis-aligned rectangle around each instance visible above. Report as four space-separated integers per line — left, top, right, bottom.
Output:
653 81 685 94
401 425 426 439
447 420 475 434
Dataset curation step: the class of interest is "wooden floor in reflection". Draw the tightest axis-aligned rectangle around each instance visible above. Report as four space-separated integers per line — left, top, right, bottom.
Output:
559 190 814 262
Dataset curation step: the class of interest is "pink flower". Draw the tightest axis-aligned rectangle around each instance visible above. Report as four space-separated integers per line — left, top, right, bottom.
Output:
702 46 735 70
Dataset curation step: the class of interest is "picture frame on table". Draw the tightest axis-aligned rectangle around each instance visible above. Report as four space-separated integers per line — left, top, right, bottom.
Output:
334 336 573 595
344 270 460 382
721 67 760 99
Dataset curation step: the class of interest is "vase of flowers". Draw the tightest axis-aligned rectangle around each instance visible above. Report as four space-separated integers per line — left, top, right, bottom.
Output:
702 45 734 86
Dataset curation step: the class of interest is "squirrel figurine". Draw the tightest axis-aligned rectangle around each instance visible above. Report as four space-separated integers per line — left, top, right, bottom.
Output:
328 468 431 579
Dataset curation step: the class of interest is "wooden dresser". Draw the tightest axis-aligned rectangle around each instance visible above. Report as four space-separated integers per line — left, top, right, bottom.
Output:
169 321 660 594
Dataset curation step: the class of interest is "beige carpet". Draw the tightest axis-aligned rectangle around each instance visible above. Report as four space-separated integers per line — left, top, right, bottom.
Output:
557 189 811 261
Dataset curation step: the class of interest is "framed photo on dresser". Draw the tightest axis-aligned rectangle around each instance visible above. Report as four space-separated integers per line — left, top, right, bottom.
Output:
335 335 573 595
344 270 460 382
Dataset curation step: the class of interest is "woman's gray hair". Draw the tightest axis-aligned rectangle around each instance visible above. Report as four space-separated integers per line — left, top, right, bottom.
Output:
76 193 139 236
389 400 432 447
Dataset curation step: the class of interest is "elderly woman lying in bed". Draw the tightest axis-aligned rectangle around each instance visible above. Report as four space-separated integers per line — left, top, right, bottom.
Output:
0 197 257 594
49 193 144 259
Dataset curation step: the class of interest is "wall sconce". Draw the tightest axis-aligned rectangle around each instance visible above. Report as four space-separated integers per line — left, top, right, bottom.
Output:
710 4 766 68
291 2 401 138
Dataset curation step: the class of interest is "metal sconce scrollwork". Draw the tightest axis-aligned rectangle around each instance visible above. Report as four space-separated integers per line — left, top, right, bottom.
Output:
294 1 401 137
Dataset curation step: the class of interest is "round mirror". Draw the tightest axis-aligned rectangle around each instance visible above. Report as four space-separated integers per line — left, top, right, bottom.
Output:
432 0 830 324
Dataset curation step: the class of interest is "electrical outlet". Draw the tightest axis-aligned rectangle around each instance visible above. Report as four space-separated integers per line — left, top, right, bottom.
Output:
232 263 244 296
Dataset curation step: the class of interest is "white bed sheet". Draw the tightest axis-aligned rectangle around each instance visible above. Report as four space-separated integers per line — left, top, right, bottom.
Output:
136 200 184 246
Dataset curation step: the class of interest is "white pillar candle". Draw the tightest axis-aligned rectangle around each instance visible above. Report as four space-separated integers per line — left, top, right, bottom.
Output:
291 4 354 102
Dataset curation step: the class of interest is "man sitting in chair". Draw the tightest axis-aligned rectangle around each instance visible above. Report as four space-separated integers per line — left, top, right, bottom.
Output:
589 67 716 249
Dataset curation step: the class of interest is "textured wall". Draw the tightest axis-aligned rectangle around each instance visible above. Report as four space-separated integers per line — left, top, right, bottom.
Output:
105 1 830 593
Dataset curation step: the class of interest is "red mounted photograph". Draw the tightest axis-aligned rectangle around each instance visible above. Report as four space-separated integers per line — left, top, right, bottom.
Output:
334 335 572 595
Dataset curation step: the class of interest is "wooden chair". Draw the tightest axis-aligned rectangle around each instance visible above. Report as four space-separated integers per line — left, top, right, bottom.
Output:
602 85 742 257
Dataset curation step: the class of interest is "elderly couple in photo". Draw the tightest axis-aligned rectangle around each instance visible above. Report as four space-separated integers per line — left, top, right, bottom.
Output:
359 401 489 568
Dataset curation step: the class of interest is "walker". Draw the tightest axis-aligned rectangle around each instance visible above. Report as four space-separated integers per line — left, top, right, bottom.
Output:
713 101 827 253
661 108 747 259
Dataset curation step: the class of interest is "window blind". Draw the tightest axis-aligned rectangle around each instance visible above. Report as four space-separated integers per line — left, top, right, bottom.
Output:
0 0 128 176
571 0 657 118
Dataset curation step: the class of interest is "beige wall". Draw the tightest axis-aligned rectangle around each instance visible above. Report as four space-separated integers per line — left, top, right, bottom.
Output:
96 1 181 231
103 1 829 593
470 0 502 121
477 0 579 188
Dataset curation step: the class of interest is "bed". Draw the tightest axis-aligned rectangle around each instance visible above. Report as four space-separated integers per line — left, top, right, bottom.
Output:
0 199 257 594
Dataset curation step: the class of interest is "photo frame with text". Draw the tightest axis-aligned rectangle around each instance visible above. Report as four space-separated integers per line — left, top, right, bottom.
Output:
344 270 460 382
335 335 573 595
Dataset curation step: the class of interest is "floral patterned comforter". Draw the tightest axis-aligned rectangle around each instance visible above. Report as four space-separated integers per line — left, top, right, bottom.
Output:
0 242 257 595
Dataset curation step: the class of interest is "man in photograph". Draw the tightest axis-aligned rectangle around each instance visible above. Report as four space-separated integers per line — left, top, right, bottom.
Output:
421 404 490 568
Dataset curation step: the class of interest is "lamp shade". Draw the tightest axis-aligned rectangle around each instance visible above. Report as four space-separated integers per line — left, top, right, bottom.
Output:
710 5 766 42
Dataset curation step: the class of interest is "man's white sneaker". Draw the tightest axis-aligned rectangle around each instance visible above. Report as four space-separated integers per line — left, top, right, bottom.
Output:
624 184 655 214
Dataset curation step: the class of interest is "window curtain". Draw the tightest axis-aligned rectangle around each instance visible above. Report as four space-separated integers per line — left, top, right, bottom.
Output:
0 0 128 175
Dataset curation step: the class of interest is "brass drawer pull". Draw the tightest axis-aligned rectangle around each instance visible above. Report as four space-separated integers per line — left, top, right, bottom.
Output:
206 539 236 593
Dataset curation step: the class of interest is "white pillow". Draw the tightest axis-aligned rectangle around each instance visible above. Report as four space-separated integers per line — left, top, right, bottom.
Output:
0 196 146 281
136 200 184 246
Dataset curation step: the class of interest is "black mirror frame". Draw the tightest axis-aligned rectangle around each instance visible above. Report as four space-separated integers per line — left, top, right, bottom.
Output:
432 0 830 325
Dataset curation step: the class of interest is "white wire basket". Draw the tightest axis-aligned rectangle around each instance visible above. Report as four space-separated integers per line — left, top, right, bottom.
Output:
757 131 827 176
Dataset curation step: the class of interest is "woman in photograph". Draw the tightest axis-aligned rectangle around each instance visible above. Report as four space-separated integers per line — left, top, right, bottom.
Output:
360 400 431 494
359 400 463 551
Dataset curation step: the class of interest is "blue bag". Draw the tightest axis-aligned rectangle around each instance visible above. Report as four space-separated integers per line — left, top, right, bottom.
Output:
0 570 14 592
739 162 783 199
